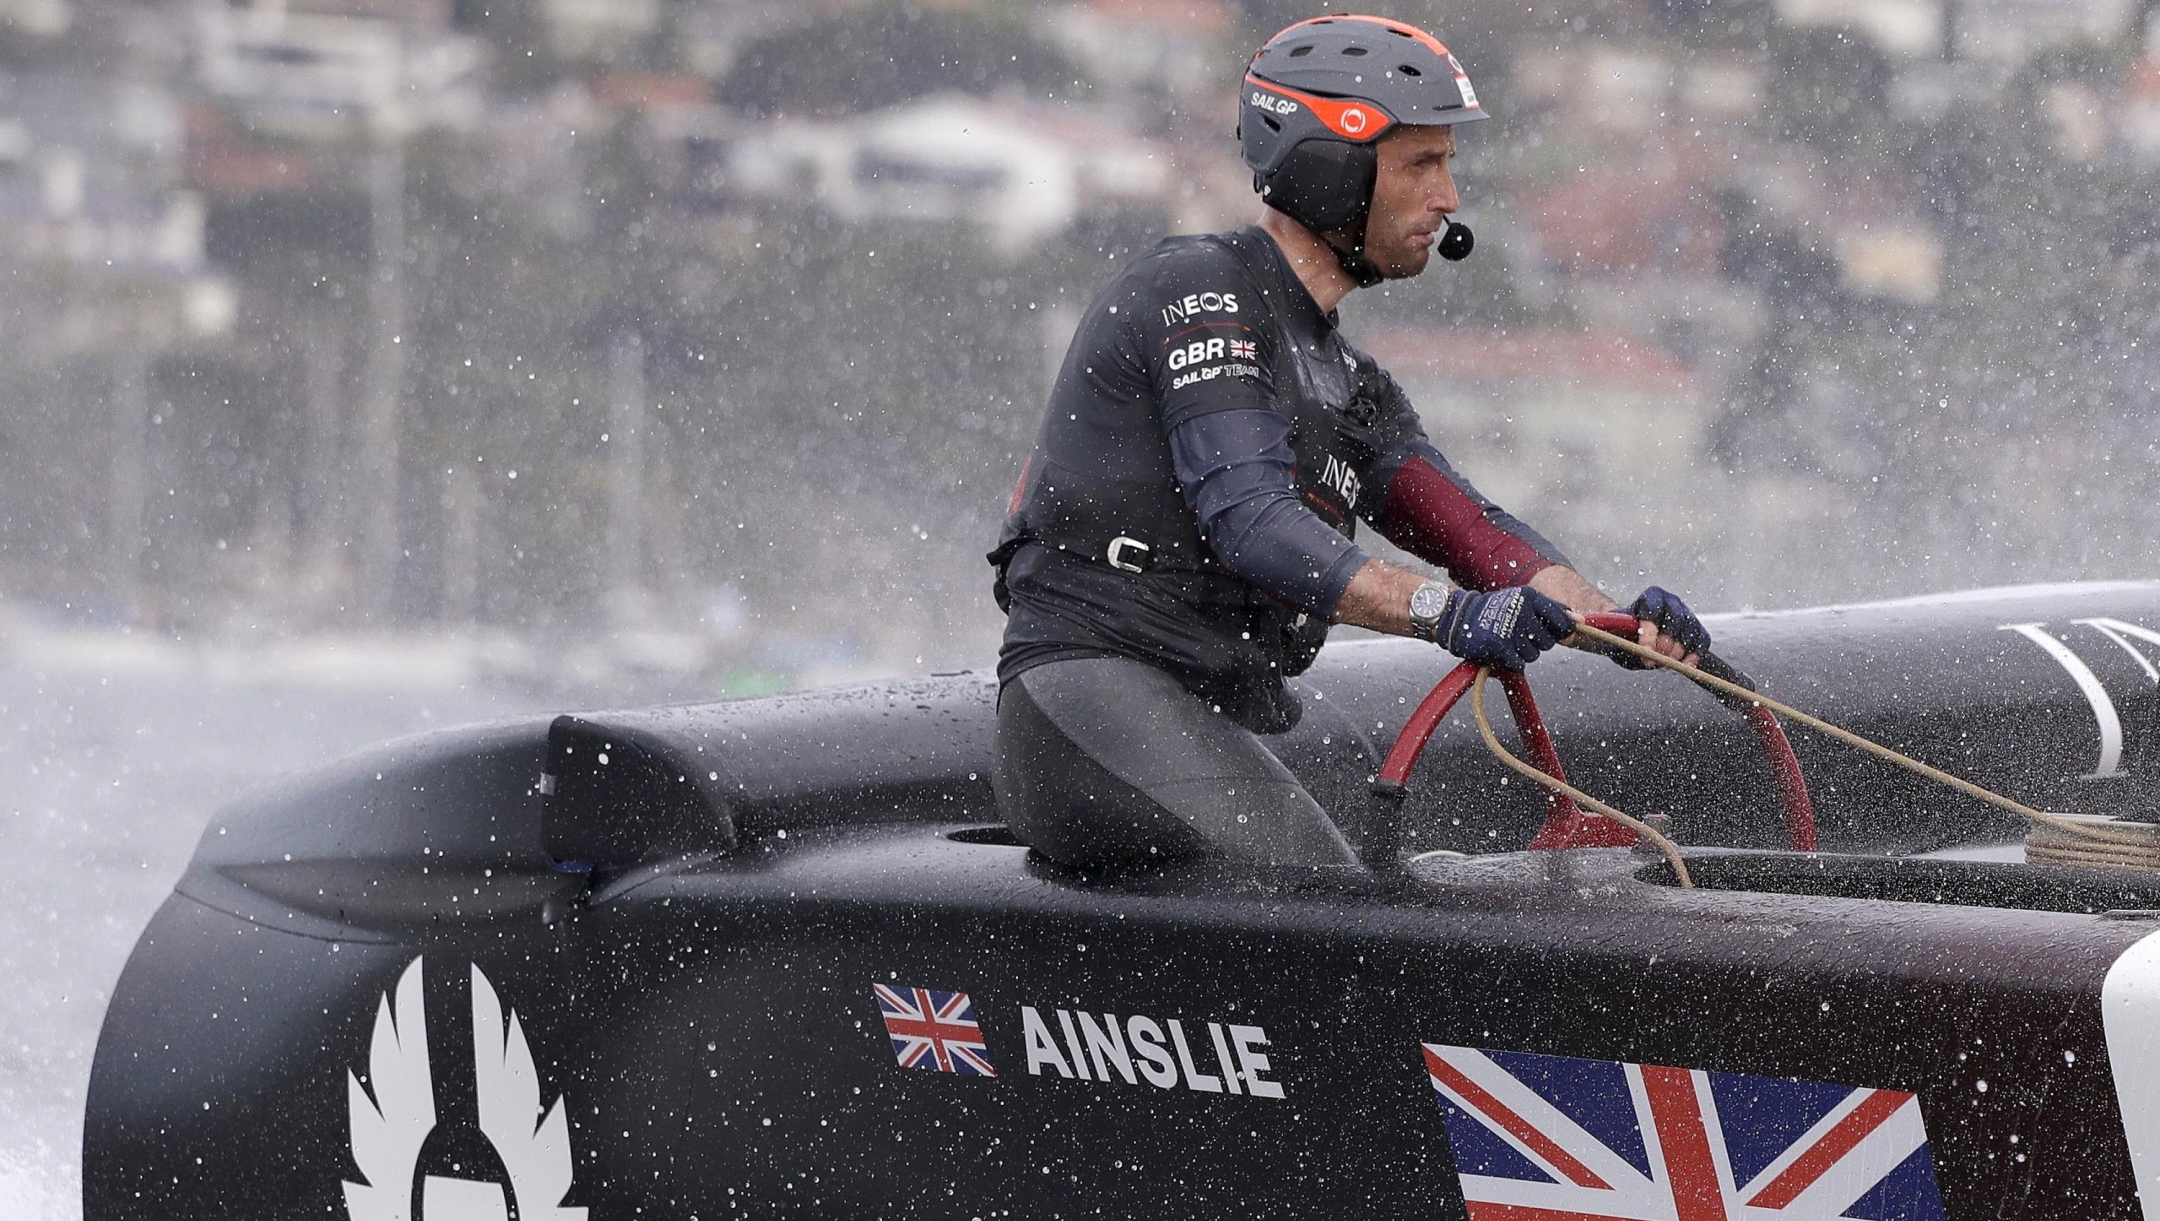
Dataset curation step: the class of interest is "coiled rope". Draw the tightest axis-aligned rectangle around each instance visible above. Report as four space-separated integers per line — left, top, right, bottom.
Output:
1464 617 2160 884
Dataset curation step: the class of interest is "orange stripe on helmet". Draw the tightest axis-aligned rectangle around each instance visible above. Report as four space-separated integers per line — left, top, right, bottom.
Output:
1266 14 1454 60
1243 75 1395 142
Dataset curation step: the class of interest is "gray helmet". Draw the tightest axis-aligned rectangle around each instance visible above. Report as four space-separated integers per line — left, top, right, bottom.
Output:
1238 15 1488 284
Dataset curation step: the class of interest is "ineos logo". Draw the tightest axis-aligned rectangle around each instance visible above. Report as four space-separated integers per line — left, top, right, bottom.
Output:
1318 454 1361 506
1158 291 1241 327
1250 91 1299 116
1342 108 1369 134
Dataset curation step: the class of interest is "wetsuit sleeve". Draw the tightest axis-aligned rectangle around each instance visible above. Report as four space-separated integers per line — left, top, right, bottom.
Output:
1133 241 1371 616
1350 360 1574 591
1130 242 1276 429
1169 410 1369 616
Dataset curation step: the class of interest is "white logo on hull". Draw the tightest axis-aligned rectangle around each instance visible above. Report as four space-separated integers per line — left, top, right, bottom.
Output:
2103 930 2160 1221
1018 1005 1285 1098
1999 618 2160 780
344 957 585 1221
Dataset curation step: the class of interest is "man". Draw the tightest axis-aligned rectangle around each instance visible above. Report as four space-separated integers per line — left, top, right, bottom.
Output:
986 15 1709 871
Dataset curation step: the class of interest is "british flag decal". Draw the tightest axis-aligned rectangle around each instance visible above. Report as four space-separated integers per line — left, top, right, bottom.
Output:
873 984 996 1076
1421 1044 1946 1220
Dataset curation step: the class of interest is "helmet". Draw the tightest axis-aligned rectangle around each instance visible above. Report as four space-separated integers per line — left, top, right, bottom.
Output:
1239 15 1487 283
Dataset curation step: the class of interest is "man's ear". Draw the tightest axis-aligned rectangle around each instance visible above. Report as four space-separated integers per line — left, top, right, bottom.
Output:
1263 138 1377 233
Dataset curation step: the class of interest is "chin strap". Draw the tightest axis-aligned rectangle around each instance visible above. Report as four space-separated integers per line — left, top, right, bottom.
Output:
1331 242 1385 288
1322 214 1386 288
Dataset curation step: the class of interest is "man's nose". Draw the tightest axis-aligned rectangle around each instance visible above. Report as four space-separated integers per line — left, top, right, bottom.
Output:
1433 176 1461 217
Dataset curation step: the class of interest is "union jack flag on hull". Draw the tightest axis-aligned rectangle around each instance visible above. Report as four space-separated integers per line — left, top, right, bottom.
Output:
873 984 995 1076
1421 1044 1946 1221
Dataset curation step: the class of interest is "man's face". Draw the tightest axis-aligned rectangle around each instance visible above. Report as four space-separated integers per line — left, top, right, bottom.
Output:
1359 125 1461 279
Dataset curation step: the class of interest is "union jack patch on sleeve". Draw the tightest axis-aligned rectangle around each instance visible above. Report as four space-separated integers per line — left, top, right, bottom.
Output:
1421 1043 1946 1220
874 984 996 1076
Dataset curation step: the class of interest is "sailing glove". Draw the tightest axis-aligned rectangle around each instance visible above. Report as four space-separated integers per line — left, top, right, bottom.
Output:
1434 585 1574 670
1612 586 1712 669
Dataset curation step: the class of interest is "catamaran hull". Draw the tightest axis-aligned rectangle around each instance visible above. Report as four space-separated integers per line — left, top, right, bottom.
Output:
83 583 2160 1219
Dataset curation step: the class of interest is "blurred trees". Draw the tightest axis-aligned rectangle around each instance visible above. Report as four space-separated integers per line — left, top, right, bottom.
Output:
1714 30 2158 593
719 5 1083 116
3 0 2158 670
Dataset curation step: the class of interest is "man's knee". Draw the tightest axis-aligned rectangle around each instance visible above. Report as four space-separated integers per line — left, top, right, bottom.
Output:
994 674 1210 869
993 660 1356 870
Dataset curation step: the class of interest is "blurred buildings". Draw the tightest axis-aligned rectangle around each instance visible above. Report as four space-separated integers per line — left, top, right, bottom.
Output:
730 93 1180 252
0 0 2155 688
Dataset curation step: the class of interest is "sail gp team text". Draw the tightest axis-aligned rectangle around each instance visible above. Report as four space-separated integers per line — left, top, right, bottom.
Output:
1019 1005 1285 1098
1171 362 1261 390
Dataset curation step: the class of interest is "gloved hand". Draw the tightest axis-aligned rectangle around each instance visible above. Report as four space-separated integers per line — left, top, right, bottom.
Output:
1612 586 1711 669
1433 585 1574 670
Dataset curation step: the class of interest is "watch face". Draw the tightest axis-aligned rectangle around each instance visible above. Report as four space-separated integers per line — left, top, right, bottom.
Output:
1409 584 1448 620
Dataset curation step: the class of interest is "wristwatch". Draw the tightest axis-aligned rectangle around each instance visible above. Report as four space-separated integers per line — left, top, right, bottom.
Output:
1407 581 1453 644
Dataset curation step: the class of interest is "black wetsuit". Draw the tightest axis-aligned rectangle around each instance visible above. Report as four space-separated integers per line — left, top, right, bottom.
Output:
989 226 1568 869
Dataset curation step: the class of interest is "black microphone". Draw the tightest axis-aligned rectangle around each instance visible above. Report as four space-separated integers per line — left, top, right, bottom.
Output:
1437 218 1474 261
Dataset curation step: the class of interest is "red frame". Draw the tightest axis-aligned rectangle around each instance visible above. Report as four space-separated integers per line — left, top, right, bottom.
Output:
1376 613 1817 852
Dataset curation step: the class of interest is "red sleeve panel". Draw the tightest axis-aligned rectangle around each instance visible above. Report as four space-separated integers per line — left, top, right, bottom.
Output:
1376 452 1568 591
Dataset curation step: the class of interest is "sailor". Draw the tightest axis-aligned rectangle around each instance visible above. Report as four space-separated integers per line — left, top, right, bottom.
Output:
987 15 1711 871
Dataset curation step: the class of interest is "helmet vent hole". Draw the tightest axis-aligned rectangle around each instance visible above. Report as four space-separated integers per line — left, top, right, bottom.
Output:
1262 115 1282 132
1341 45 1368 56
1288 44 1314 57
1399 63 1422 76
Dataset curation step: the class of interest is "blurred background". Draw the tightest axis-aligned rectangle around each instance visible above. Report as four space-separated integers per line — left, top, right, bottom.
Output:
1 0 2158 1212
3 0 2158 690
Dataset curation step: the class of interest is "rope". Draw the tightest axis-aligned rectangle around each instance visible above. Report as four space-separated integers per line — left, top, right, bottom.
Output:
2024 823 2160 870
1568 619 2160 855
1469 667 1696 889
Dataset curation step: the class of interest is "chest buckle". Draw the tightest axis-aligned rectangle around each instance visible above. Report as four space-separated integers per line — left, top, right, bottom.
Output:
1106 536 1153 574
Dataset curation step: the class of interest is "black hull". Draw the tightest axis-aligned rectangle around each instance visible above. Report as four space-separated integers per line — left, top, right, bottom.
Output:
84 583 2160 1219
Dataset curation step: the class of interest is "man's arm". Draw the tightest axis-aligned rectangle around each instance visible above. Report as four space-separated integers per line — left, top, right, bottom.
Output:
1332 557 1696 665
1329 555 1594 636
1328 556 1437 635
1162 405 1648 665
1347 360 1571 590
1528 565 1696 664
1525 564 1613 613
1170 410 1369 616
1343 362 1699 663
